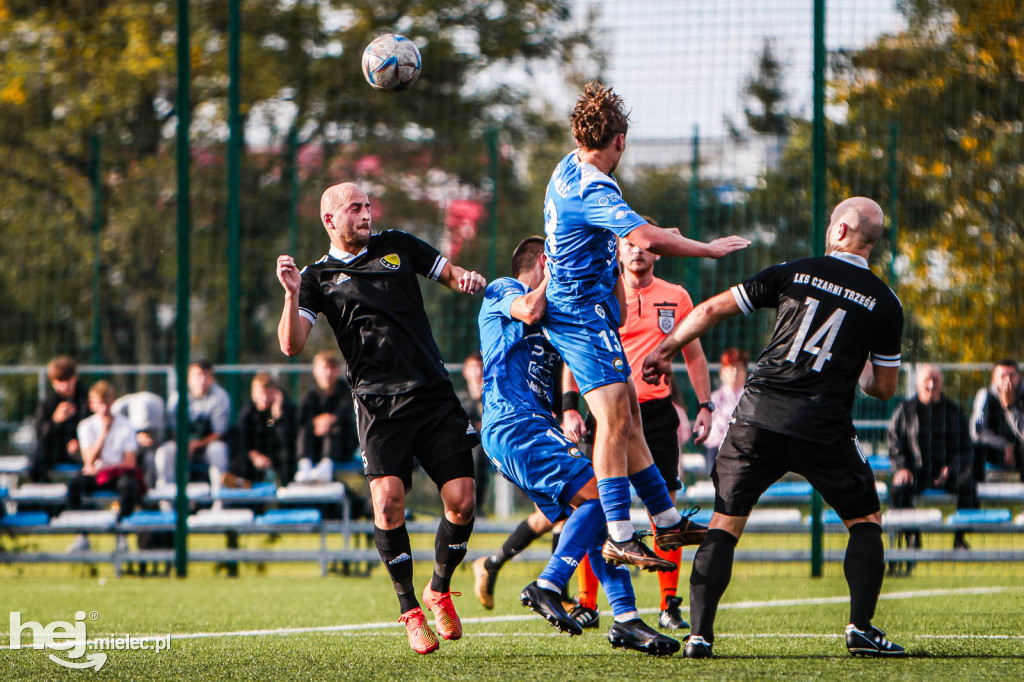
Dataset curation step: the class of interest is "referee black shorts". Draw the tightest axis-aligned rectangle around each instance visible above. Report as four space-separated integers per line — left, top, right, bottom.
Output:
639 396 682 492
355 382 479 489
712 421 880 520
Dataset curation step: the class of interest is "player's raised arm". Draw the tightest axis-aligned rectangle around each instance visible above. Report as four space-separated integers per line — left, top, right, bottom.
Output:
627 223 750 260
277 254 312 356
508 260 550 325
642 290 741 386
439 261 486 294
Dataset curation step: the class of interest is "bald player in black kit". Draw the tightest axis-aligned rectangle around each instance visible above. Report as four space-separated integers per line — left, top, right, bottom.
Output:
643 197 906 659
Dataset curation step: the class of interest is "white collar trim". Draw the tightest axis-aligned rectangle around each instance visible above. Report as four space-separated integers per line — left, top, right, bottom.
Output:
829 251 869 269
329 244 367 263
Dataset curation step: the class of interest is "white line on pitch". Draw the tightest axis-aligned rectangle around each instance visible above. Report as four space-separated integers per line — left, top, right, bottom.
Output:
1 585 1018 649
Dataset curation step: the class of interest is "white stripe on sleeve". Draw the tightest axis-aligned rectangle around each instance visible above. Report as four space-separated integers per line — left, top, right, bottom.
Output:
730 284 754 315
870 352 901 367
428 255 448 281
298 308 316 325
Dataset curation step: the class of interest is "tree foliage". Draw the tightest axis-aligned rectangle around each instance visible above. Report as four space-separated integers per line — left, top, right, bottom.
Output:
0 0 590 378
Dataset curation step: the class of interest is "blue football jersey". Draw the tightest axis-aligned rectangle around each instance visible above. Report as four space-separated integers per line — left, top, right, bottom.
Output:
543 151 646 304
478 277 561 424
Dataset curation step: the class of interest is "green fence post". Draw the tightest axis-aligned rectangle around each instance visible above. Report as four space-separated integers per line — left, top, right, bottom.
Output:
174 0 192 579
225 0 242 417
888 121 900 288
89 132 103 365
810 0 827 579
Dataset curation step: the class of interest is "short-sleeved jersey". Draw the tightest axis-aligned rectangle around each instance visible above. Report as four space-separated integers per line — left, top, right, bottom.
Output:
620 277 694 404
729 251 903 443
78 413 137 469
543 151 646 305
478 277 561 424
298 230 450 396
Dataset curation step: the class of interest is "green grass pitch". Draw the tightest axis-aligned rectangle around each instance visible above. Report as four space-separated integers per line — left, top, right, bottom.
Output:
2 557 1022 680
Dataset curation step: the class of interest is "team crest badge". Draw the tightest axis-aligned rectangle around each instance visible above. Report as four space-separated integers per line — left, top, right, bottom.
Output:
380 253 401 269
613 357 625 372
658 308 675 333
569 446 581 458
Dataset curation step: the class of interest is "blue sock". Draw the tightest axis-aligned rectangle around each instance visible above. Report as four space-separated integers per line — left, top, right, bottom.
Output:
629 464 674 518
587 542 636 618
539 500 605 591
597 476 632 523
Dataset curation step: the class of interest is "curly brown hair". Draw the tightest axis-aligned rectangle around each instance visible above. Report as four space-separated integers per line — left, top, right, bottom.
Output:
570 81 630 151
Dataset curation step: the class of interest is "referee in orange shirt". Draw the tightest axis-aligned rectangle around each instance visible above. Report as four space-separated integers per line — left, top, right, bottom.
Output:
564 222 714 630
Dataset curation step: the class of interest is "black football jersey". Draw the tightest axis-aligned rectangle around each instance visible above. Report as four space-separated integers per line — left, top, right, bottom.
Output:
730 251 903 442
298 230 451 396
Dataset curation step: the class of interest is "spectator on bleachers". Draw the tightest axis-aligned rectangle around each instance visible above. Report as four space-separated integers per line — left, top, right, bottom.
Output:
111 391 166 489
231 373 298 487
67 381 142 553
887 364 974 549
703 349 749 474
295 351 357 482
154 360 231 489
28 356 91 483
458 352 490 513
970 359 1024 482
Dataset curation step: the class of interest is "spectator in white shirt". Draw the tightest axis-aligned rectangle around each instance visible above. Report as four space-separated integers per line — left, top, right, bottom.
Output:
67 381 141 552
154 360 231 488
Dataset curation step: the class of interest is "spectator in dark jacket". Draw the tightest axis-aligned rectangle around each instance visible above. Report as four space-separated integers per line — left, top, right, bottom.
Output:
231 373 298 486
888 364 973 549
29 356 91 482
295 351 357 481
969 359 1024 483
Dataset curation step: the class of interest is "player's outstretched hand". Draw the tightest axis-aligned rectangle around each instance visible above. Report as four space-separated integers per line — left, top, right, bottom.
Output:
277 255 301 294
459 270 486 294
641 351 673 386
706 235 751 259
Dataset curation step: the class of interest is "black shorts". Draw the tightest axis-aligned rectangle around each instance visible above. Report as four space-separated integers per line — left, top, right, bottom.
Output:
712 421 880 520
639 397 682 492
355 382 479 489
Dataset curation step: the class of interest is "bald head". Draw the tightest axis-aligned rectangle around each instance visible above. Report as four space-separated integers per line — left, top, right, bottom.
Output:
915 363 943 404
827 197 884 255
319 182 372 251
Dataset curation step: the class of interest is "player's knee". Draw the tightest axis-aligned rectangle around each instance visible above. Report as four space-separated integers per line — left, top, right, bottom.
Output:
373 496 406 528
445 495 476 524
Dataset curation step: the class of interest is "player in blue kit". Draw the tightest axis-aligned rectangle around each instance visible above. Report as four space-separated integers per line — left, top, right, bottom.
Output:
478 236 679 655
543 82 750 565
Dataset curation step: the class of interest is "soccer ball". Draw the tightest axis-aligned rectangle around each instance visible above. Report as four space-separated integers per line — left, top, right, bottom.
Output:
361 34 421 92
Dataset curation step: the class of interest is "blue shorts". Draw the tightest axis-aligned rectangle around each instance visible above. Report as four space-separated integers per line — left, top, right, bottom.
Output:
543 295 631 394
481 412 595 523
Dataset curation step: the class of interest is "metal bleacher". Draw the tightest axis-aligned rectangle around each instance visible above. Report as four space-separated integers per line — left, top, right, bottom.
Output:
2 451 1023 574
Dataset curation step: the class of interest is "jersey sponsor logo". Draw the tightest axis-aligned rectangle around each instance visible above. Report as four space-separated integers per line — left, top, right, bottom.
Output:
613 357 625 372
380 253 401 269
594 303 606 319
658 308 675 333
332 273 351 285
614 210 628 220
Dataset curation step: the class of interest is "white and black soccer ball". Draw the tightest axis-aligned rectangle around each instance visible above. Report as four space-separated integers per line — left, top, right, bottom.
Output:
361 34 421 92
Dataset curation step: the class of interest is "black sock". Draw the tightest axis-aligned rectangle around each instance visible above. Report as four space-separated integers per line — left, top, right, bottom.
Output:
374 524 418 614
689 528 738 643
550 530 561 555
845 522 884 630
486 518 542 571
431 516 475 593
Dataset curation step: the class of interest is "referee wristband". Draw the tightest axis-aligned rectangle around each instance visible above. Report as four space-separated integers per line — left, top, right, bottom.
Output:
562 391 580 413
